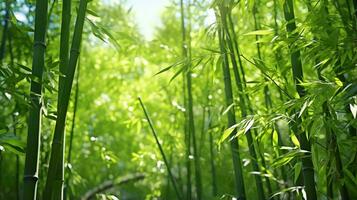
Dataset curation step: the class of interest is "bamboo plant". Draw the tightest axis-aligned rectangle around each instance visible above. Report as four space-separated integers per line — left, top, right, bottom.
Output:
215 8 246 200
283 0 317 199
44 0 87 198
218 4 266 200
22 0 49 198
179 0 202 199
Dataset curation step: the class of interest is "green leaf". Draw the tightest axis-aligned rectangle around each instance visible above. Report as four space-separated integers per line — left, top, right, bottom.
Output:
350 104 357 119
244 118 254 134
272 149 307 167
1 143 25 155
222 103 234 116
294 162 302 183
219 124 239 144
155 59 185 76
86 9 99 17
0 133 26 149
335 77 343 87
298 98 313 118
290 134 300 147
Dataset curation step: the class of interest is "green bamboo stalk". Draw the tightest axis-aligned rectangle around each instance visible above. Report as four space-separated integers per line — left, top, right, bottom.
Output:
353 0 357 20
184 3 203 199
179 1 199 199
283 1 317 199
22 0 49 198
182 74 192 200
251 1 274 196
65 61 80 200
54 0 71 196
0 0 10 62
219 5 265 200
138 97 183 200
9 32 19 200
270 1 292 195
44 0 86 199
216 10 246 200
0 2 11 193
208 108 218 196
11 107 20 200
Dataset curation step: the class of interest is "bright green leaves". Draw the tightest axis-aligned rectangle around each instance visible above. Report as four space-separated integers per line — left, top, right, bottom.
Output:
294 162 302 183
86 17 121 52
219 118 255 144
0 132 25 155
298 98 314 118
155 56 207 82
290 134 300 148
272 147 308 168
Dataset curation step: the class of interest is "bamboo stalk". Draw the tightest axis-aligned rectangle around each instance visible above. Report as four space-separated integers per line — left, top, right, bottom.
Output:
220 5 266 200
283 1 317 199
251 1 275 196
0 0 10 62
179 1 202 199
12 111 20 200
138 97 183 200
44 0 87 198
81 174 145 200
208 108 218 196
216 10 246 200
65 60 80 200
22 0 49 197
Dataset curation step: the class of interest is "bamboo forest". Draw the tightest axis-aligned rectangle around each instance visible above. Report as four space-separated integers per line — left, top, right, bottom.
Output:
1 0 357 199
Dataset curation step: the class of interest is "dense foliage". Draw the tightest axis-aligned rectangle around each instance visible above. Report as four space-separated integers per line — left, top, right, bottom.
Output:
0 0 356 199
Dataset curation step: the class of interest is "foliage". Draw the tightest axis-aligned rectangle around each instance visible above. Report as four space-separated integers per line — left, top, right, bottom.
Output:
0 0 356 199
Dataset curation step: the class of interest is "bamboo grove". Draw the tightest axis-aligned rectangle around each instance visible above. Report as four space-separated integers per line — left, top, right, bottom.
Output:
0 0 356 199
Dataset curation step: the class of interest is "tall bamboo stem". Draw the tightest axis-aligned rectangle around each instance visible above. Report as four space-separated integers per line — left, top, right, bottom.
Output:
44 0 86 198
216 10 246 200
283 1 317 199
220 5 265 200
23 0 49 198
138 97 183 200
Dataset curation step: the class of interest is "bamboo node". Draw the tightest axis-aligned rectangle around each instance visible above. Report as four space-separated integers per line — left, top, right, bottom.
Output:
71 48 80 54
34 41 46 48
24 174 39 181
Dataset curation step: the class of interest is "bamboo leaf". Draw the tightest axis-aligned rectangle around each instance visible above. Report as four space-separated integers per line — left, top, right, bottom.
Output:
244 118 254 134
298 98 313 118
350 104 357 119
290 134 300 147
219 124 239 144
86 9 99 17
222 103 234 116
294 162 302 183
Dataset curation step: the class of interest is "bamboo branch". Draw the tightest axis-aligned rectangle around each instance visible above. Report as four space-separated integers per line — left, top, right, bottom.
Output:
80 174 145 200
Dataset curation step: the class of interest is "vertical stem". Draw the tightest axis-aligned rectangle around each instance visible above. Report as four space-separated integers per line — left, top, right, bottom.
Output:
221 6 265 200
65 61 80 200
12 112 20 200
180 0 202 199
44 0 86 198
208 109 218 196
0 0 10 62
138 97 183 200
23 0 49 198
283 1 317 199
252 1 274 196
216 10 246 199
